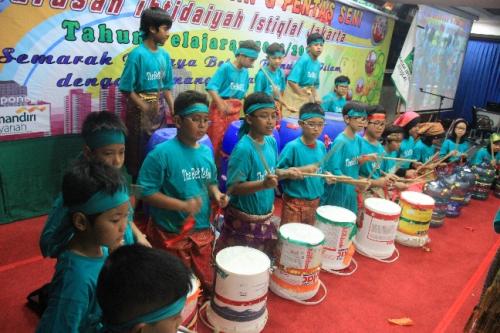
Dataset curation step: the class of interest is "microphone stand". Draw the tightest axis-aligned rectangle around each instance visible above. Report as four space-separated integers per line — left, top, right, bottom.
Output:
419 88 454 121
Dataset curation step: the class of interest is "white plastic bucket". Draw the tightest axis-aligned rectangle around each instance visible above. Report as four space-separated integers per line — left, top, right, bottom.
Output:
314 206 357 271
354 198 401 260
270 223 325 301
396 191 435 247
206 246 270 333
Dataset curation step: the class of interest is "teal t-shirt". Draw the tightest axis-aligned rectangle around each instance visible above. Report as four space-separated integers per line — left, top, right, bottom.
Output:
321 132 362 214
138 138 217 233
359 138 385 180
399 136 416 169
277 137 326 200
119 43 174 93
381 149 399 174
321 92 346 113
254 66 286 99
471 147 500 165
412 140 437 163
494 209 500 234
36 249 108 333
40 196 135 258
287 53 321 88
206 62 249 99
227 135 278 215
439 138 470 162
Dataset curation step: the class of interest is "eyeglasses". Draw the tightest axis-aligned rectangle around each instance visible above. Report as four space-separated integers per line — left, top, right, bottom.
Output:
250 113 277 121
301 121 325 129
368 121 386 128
184 116 211 125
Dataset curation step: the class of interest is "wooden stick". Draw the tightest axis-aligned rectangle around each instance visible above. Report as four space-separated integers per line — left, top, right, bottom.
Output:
178 325 196 333
380 156 417 163
260 64 298 113
423 151 455 169
302 173 370 186
415 151 440 172
315 141 345 168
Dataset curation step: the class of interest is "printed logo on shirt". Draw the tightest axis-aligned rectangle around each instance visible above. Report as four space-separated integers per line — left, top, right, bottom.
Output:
146 71 163 81
257 168 276 181
307 72 317 79
182 167 212 182
403 149 413 157
345 158 358 168
230 82 245 92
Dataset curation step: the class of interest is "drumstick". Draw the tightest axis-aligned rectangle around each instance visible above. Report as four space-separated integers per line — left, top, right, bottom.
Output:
302 173 370 186
415 151 440 172
315 141 345 168
380 156 417 163
178 325 196 333
259 65 298 113
402 169 435 182
250 137 272 175
424 151 456 169
491 140 496 165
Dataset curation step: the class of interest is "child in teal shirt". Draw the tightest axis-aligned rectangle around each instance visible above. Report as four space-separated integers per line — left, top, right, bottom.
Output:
206 40 260 163
215 92 301 258
322 75 350 114
36 160 130 333
138 90 228 290
283 33 323 117
321 101 372 215
412 122 445 164
119 7 175 180
440 119 470 163
97 245 191 333
393 111 421 177
472 133 500 166
278 103 326 225
254 42 286 101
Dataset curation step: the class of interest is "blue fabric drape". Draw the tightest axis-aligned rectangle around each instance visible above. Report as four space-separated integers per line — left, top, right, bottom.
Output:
452 39 500 122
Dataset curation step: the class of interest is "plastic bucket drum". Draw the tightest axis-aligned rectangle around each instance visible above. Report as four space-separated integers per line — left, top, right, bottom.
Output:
354 198 401 260
270 223 325 301
320 112 346 148
278 117 301 151
396 191 435 247
472 178 493 200
495 179 500 198
314 206 357 271
207 246 270 333
431 198 447 227
222 120 280 155
146 127 213 155
180 275 201 330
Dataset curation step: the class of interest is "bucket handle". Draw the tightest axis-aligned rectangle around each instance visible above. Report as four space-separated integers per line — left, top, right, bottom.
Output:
322 257 358 276
357 247 400 263
272 279 327 306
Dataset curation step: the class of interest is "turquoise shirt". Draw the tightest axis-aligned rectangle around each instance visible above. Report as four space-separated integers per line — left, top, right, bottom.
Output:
439 138 470 162
119 43 174 93
412 140 437 163
381 150 399 174
138 138 217 233
321 132 362 214
321 92 346 113
399 136 416 169
287 53 321 88
277 137 326 200
36 249 108 333
471 147 500 165
359 138 385 180
494 209 500 234
254 66 286 99
228 135 278 215
206 62 249 99
40 195 135 258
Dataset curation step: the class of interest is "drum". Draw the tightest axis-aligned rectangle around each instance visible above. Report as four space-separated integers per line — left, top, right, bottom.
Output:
270 223 325 301
146 127 213 155
280 85 315 118
278 117 301 151
423 180 451 227
180 275 201 330
354 198 401 260
396 191 435 247
222 120 280 155
206 246 270 333
314 206 357 272
471 164 496 200
320 112 346 149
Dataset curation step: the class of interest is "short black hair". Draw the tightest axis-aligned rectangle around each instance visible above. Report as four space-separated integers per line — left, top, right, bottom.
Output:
448 118 469 144
382 125 404 143
81 111 127 145
342 101 367 117
335 75 350 86
307 33 325 45
367 104 386 116
173 90 209 116
265 42 285 56
238 40 261 53
62 159 125 210
140 7 173 37
244 92 275 113
299 103 324 118
97 244 192 327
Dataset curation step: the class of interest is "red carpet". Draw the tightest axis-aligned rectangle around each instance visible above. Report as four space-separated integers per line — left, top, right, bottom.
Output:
0 196 498 333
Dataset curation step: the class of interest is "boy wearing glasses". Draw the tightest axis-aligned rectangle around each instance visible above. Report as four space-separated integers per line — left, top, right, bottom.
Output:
277 103 327 225
321 75 350 114
138 90 229 291
321 101 372 215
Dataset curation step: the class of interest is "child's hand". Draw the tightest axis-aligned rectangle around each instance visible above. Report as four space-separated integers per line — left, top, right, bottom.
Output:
324 171 336 185
182 197 202 215
395 181 409 190
287 167 303 180
262 174 279 189
214 192 230 209
358 153 377 164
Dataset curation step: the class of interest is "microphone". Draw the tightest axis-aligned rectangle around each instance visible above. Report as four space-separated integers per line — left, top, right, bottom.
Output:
419 87 424 92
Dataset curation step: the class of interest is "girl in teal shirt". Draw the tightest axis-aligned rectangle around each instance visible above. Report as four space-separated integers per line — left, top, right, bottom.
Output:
440 119 470 163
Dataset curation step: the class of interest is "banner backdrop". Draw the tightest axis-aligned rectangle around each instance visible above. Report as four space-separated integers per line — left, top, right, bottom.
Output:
0 0 394 141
